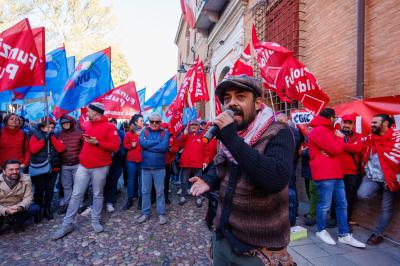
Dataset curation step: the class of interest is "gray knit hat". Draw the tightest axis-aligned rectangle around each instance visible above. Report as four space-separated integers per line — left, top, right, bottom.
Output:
88 102 105 115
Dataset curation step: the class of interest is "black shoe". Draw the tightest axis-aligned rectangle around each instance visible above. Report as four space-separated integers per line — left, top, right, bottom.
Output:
123 198 133 210
57 205 68 215
137 198 142 210
34 211 42 224
12 223 25 233
43 208 54 220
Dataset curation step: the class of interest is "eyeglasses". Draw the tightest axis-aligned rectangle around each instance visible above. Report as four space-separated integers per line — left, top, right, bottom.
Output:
149 120 161 124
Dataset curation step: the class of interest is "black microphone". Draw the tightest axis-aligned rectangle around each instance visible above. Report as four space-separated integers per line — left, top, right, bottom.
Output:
202 110 234 143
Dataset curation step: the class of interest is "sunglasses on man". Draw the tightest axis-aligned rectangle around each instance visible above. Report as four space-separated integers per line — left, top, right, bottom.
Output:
149 120 161 124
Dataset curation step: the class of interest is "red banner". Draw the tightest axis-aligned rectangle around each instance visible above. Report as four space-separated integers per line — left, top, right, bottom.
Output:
168 111 184 136
0 19 44 92
97 81 141 119
251 25 329 115
213 68 222 116
189 58 209 106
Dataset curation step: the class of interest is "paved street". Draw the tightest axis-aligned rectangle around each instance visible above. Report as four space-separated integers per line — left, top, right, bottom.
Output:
1 186 399 265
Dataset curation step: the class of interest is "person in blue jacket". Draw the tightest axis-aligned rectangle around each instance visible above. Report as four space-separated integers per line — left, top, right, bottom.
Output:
136 113 169 225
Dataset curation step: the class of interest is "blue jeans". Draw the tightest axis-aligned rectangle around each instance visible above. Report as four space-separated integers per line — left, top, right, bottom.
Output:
315 179 349 235
289 188 297 226
141 168 166 216
127 161 141 199
14 203 40 225
357 176 394 236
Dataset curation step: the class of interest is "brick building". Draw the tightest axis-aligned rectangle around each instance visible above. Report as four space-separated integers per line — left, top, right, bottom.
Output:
175 0 399 241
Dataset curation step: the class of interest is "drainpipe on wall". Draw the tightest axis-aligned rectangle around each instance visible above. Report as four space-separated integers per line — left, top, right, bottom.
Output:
356 0 365 99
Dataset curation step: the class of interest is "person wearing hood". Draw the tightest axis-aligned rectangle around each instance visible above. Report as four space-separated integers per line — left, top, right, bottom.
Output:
178 120 206 207
57 115 83 215
30 117 66 221
52 102 119 240
122 114 144 210
308 108 365 248
0 113 30 172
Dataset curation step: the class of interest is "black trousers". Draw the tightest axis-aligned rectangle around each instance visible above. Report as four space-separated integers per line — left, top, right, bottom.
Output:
164 163 173 201
31 172 57 210
330 174 359 221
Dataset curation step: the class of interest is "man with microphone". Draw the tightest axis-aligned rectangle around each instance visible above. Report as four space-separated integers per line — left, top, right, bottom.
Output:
191 74 295 265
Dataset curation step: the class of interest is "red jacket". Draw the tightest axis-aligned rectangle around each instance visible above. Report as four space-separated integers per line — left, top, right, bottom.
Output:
166 134 180 164
308 116 344 181
203 138 217 164
179 132 205 169
0 127 30 167
123 131 142 163
79 117 120 169
338 131 363 175
30 134 66 171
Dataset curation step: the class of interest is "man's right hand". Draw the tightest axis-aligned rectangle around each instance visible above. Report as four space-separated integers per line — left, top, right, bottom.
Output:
189 176 210 196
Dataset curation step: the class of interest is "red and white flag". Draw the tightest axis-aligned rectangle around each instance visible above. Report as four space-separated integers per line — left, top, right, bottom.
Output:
188 57 209 107
96 81 141 119
0 19 44 92
180 0 196 29
226 44 254 78
251 25 329 115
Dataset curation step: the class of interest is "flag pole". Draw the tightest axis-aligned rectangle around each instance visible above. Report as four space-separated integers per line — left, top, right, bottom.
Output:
268 89 276 119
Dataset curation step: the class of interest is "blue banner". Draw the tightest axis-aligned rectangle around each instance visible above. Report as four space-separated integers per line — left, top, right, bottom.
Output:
144 75 177 110
53 47 113 118
137 87 146 112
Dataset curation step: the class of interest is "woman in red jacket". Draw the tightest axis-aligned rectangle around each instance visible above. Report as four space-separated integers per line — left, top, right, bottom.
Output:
122 114 144 210
0 113 30 171
30 117 66 221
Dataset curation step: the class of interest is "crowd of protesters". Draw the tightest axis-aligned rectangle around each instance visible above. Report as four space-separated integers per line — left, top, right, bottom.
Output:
0 76 398 257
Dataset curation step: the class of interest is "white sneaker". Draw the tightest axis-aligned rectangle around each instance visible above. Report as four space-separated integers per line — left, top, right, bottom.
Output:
106 203 114 213
81 207 92 216
338 234 366 248
177 188 182 195
316 230 336 245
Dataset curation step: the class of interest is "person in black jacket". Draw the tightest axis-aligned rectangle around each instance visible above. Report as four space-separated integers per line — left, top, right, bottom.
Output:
29 117 65 221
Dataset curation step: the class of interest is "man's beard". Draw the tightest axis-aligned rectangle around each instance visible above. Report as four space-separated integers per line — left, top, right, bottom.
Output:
228 106 256 131
372 126 381 135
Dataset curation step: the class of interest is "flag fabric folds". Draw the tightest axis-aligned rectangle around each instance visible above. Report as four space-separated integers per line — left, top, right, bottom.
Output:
137 87 146 112
67 56 75 77
96 81 141 119
45 47 69 102
53 47 113 118
251 25 329 115
144 75 177 111
180 0 195 29
0 19 44 96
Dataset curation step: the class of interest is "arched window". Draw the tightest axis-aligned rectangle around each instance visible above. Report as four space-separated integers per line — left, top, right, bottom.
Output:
218 66 231 83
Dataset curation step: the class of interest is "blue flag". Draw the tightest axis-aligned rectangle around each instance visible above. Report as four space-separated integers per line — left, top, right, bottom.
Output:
144 75 177 110
46 47 69 102
67 56 75 77
182 107 198 125
53 47 112 118
137 87 146 112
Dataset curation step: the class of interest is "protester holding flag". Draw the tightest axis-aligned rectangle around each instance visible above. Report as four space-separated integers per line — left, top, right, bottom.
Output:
52 103 119 240
178 120 205 207
308 108 365 248
357 114 399 246
0 114 30 171
57 115 83 215
137 113 169 225
123 114 144 210
30 117 66 221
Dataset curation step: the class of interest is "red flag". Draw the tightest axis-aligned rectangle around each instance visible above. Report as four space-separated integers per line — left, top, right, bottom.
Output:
96 81 141 119
168 111 184 136
251 25 329 115
180 0 195 29
189 58 209 106
226 44 254 78
0 19 44 92
32 27 45 73
213 69 222 116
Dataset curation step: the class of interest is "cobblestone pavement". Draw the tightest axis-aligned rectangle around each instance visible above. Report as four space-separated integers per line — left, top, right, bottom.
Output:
0 184 212 266
1 185 400 265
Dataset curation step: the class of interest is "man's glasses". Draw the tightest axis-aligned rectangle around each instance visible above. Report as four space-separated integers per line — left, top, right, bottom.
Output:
149 120 161 124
